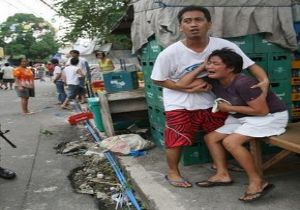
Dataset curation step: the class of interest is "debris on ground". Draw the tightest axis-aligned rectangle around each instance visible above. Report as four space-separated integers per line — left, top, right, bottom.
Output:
41 129 53 135
55 128 146 209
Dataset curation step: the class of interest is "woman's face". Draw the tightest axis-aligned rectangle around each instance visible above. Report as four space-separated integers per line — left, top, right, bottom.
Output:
96 52 105 59
206 56 232 79
20 59 28 67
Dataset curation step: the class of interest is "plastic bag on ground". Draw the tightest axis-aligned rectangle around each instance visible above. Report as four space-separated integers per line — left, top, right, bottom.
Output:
99 134 155 155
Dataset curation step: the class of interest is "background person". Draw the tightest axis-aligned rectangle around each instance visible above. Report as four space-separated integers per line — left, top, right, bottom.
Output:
66 50 91 103
151 5 269 188
61 57 84 109
52 58 66 105
1 63 14 90
95 51 115 72
13 58 35 115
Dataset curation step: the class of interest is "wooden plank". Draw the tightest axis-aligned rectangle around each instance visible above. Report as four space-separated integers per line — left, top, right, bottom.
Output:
107 88 145 101
262 150 292 171
267 122 300 154
250 140 263 176
109 98 147 113
98 93 115 137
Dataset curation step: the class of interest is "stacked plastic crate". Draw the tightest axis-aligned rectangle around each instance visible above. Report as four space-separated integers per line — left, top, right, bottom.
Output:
141 38 166 149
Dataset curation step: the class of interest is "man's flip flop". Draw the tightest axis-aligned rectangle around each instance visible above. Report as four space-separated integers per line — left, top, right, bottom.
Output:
165 175 192 188
239 183 275 202
195 180 234 187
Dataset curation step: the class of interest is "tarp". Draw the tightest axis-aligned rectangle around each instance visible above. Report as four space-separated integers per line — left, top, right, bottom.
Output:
130 0 298 52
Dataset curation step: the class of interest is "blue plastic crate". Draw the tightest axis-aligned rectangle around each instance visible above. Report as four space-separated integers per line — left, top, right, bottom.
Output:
103 70 139 93
294 22 300 34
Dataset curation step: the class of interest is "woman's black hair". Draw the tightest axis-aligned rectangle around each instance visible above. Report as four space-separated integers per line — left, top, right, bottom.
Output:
208 48 243 74
177 6 211 23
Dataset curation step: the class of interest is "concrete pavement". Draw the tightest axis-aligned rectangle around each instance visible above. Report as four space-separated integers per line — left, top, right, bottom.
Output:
1 78 300 210
0 79 99 210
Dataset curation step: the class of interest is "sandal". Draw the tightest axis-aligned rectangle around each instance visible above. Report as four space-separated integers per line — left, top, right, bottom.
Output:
196 180 233 187
239 183 275 202
165 175 192 188
0 167 16 179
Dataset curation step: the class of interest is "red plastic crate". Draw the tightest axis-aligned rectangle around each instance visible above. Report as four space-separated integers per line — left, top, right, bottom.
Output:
68 112 94 125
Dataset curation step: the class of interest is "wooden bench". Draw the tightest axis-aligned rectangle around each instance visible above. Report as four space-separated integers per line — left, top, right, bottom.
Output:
250 122 300 176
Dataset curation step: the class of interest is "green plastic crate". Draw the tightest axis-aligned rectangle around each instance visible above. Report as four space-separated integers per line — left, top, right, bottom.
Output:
268 53 292 81
87 97 105 132
254 34 289 53
226 35 254 53
270 80 292 104
141 43 149 61
148 39 163 60
141 61 154 85
247 53 268 74
180 142 211 166
150 124 165 149
155 86 164 109
144 84 157 106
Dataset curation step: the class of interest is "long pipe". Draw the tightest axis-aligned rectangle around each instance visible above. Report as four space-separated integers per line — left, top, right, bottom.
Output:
72 101 142 210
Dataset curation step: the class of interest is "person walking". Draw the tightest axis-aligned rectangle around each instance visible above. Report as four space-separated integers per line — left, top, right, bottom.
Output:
61 57 84 109
150 5 269 188
1 63 15 90
13 58 35 115
52 58 67 105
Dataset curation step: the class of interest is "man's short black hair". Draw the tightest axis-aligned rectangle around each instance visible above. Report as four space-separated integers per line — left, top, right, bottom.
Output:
70 50 80 55
70 57 79 66
208 48 243 74
177 5 211 23
50 58 59 65
4 63 9 66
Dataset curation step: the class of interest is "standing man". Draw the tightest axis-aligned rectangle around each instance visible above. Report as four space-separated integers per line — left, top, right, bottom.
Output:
51 58 67 105
1 63 14 90
151 5 269 188
66 50 91 103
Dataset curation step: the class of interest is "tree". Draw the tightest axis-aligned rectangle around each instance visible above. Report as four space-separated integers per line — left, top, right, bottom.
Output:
54 0 131 47
0 13 59 61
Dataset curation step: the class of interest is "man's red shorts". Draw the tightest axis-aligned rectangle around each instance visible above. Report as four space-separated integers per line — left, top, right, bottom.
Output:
164 109 228 148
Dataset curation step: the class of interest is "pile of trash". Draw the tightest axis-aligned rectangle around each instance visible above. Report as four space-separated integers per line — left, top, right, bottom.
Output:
55 129 150 209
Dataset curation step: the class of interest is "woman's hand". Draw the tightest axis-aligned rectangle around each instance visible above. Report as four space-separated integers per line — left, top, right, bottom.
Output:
217 101 232 113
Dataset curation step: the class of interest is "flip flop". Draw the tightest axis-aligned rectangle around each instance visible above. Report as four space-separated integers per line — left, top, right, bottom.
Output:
239 183 275 202
195 180 234 187
211 164 244 172
61 105 72 110
165 175 193 188
22 112 35 116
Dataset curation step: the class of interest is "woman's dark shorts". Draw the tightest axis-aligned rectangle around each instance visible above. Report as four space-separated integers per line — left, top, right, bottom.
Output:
15 87 35 98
